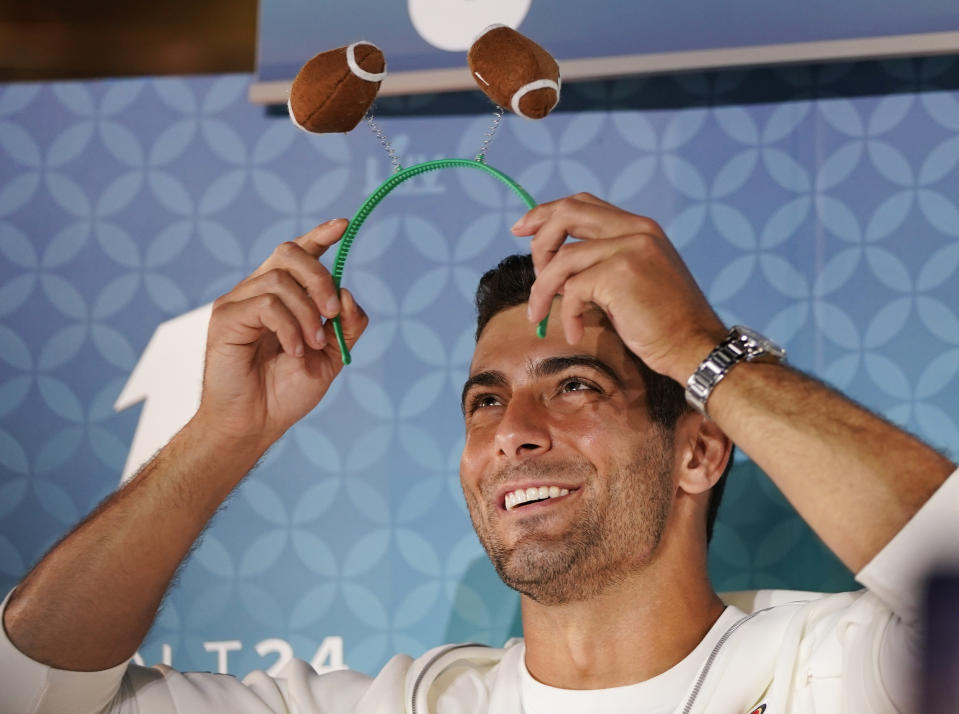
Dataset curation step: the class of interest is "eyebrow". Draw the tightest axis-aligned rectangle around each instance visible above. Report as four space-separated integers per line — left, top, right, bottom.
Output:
461 370 508 415
460 354 624 414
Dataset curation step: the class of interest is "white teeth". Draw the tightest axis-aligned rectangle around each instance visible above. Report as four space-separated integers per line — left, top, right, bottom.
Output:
505 486 573 511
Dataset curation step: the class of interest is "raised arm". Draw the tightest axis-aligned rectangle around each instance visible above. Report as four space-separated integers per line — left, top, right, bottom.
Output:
518 193 955 574
2 219 367 672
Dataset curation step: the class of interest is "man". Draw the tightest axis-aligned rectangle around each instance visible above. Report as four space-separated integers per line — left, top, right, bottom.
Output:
1 194 956 713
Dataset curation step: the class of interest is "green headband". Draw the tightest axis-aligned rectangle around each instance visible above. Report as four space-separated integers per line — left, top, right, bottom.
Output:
331 158 549 364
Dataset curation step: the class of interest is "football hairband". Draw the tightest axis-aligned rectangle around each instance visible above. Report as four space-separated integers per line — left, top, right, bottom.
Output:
287 25 561 364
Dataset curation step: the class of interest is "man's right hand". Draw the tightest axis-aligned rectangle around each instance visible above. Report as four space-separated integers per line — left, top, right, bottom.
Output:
195 218 368 452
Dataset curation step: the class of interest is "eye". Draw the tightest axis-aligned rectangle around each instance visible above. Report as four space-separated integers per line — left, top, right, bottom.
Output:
559 378 597 394
468 393 502 413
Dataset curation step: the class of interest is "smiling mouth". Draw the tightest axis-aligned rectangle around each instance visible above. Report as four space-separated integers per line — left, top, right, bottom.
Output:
505 486 575 511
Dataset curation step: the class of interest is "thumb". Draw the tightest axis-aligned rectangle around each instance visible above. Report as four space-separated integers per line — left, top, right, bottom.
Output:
333 287 368 351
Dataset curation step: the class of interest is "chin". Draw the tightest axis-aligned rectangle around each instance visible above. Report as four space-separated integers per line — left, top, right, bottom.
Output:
490 541 611 605
489 525 666 606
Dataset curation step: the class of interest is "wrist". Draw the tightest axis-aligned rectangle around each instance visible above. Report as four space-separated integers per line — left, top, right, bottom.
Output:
684 326 786 416
182 410 273 473
655 325 728 386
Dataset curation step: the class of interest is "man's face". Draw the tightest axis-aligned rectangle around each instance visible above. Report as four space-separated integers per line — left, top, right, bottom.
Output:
459 301 677 606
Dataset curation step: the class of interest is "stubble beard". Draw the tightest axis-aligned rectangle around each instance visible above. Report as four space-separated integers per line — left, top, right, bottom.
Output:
465 433 675 606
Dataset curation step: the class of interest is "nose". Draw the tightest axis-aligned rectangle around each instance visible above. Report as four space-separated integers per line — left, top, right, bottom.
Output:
494 393 551 461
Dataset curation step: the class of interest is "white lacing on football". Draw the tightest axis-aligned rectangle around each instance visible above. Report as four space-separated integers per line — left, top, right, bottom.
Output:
287 96 307 132
346 42 387 83
511 78 561 120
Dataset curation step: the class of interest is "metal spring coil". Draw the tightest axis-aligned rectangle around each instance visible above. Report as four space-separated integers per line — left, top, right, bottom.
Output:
475 106 505 163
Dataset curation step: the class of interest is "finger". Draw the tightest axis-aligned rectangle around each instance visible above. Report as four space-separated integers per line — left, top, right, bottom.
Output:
519 196 661 277
512 193 605 237
524 196 604 277
294 218 350 258
318 287 368 365
227 269 327 350
528 218 571 277
252 241 342 319
562 192 614 209
514 194 658 240
212 293 307 359
558 271 594 345
527 238 625 324
334 288 368 351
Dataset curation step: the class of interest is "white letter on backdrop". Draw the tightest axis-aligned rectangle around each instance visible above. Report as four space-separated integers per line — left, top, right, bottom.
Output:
256 638 295 677
204 640 243 674
311 636 346 673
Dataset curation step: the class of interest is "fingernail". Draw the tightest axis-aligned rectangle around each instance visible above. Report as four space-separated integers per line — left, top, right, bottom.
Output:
326 295 341 316
511 216 527 233
526 303 533 321
315 329 326 347
295 342 304 357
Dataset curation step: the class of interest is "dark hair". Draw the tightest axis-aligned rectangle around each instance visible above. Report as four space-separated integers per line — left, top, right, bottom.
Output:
474 254 730 543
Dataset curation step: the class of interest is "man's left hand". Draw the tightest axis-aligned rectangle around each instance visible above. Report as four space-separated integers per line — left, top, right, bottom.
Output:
515 193 726 382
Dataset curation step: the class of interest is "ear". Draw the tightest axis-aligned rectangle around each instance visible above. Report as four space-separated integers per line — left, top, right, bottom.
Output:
674 412 732 496
288 42 386 134
467 25 561 119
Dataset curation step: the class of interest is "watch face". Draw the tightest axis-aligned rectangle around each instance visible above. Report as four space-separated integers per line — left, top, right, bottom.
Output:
733 325 786 361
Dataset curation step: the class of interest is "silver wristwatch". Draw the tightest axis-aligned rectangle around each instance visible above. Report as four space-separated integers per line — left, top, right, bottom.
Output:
685 326 786 415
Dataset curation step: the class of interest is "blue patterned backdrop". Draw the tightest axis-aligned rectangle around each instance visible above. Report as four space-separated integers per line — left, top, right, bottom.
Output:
2 56 959 677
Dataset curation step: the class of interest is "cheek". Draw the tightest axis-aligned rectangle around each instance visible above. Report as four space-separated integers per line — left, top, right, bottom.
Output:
459 432 487 491
458 464 494 530
556 407 609 447
461 417 498 459
564 416 639 477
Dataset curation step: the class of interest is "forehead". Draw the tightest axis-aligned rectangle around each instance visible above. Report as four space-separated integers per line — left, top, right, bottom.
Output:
470 301 636 379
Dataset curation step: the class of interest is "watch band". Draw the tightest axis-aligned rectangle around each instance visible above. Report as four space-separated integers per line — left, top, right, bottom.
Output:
685 326 785 415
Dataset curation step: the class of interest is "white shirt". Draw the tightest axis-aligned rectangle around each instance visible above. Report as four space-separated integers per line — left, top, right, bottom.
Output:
519 607 746 714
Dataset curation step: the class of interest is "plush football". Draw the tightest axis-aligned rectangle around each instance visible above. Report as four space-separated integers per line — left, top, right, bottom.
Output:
288 41 387 133
467 25 560 120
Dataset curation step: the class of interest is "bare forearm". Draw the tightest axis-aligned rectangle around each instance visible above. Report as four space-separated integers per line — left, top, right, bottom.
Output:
2 417 263 671
708 362 955 572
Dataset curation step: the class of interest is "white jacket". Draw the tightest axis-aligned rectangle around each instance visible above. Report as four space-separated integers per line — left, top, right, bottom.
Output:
3 469 957 714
